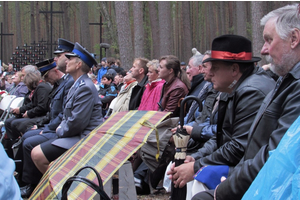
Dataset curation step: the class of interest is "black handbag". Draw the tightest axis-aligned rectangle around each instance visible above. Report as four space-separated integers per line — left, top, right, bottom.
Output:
61 166 110 200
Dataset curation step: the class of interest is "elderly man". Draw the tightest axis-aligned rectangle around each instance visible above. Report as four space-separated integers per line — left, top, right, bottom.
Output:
129 57 149 110
191 4 300 200
185 54 208 112
168 34 275 198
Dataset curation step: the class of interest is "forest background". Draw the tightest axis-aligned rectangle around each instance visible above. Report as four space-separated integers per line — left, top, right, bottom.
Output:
0 1 296 71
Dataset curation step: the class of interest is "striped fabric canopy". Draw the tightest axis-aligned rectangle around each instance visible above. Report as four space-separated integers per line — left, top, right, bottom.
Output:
30 110 170 200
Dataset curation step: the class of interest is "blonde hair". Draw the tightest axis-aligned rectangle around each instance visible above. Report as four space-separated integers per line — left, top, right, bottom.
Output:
146 59 159 73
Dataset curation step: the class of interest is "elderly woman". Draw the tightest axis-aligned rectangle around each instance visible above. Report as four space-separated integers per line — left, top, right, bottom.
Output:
158 55 189 117
5 71 52 141
9 71 28 97
111 71 137 114
138 59 165 111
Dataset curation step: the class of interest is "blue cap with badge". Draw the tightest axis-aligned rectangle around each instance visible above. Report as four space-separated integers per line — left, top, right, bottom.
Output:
65 42 97 68
54 38 74 54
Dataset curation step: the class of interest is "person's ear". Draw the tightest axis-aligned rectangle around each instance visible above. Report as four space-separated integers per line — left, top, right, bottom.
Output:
231 63 240 76
291 28 300 49
76 60 82 70
139 67 144 75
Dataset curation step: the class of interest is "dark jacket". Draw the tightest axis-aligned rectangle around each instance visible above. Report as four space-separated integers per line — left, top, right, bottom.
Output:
99 82 118 107
192 66 275 172
19 82 52 118
186 73 206 111
216 62 300 200
129 75 148 110
190 89 219 142
159 76 189 117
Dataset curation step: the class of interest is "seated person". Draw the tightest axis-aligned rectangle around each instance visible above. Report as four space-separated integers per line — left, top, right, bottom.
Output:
23 43 103 198
177 51 219 152
113 69 126 91
8 71 28 97
88 73 100 91
138 59 165 111
168 35 275 193
98 74 118 115
111 72 137 114
158 55 189 117
5 71 52 142
0 143 21 200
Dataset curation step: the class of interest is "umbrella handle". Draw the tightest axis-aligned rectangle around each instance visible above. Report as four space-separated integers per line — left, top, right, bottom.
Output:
179 96 203 128
61 166 110 200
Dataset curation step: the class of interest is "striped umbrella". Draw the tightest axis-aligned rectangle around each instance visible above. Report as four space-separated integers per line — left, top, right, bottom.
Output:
29 110 170 200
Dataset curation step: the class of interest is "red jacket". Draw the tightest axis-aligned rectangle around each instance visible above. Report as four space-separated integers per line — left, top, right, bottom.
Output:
138 79 165 111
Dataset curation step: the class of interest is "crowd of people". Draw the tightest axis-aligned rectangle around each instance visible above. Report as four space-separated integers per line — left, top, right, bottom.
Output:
0 3 300 199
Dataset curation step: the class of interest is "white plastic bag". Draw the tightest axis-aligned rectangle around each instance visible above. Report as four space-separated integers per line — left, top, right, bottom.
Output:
163 161 172 192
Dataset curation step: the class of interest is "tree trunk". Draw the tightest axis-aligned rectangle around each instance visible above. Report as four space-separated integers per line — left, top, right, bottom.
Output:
99 1 118 57
133 2 144 58
2 1 9 63
236 2 247 37
115 1 133 71
79 1 91 51
251 1 265 65
158 1 172 56
15 2 22 47
148 1 160 59
61 1 70 40
35 2 41 44
182 2 192 61
30 2 36 44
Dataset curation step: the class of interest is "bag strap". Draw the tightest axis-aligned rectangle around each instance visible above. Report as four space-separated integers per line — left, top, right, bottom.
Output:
61 166 110 200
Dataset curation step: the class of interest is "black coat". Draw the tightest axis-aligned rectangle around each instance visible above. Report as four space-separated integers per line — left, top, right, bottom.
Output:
19 82 52 118
193 66 275 172
129 75 148 110
216 62 300 199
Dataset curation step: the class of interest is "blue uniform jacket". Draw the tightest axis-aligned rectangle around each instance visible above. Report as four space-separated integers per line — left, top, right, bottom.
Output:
51 74 103 149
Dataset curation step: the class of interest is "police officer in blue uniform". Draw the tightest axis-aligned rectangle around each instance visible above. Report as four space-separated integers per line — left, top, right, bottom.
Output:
22 43 103 198
20 40 75 198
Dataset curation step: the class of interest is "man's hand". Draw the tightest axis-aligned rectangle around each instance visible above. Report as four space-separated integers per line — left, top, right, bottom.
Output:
184 155 195 163
167 161 195 188
183 125 193 134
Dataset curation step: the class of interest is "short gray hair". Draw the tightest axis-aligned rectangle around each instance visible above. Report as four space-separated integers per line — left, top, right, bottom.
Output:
189 54 205 68
22 65 41 76
261 4 300 40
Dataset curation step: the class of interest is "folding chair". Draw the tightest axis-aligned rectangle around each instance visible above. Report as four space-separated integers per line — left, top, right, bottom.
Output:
0 95 17 143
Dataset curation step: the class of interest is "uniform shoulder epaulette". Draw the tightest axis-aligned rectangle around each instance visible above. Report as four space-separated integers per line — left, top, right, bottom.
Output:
78 80 85 87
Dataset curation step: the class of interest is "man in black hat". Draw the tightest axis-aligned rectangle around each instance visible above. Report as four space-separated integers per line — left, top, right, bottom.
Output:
168 35 275 194
192 4 300 200
30 42 103 180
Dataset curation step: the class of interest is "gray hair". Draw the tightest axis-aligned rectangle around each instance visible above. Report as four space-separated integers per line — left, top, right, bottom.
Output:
261 4 300 40
189 54 205 68
22 65 41 76
204 50 211 57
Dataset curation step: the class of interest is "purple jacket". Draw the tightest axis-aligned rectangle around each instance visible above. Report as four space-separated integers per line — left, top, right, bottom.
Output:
9 82 28 97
